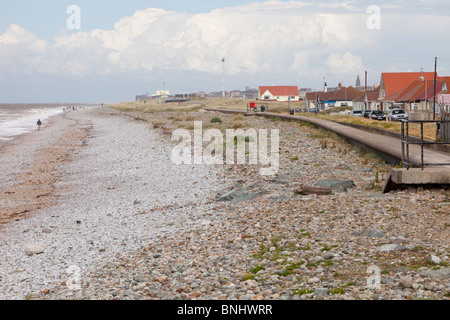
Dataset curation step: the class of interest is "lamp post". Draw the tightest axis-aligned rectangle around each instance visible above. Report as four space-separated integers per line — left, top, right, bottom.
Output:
433 57 437 120
222 57 225 98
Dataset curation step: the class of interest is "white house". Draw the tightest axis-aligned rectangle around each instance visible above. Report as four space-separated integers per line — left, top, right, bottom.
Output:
258 86 299 102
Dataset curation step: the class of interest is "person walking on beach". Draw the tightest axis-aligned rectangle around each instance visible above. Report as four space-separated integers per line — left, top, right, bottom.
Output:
37 119 42 130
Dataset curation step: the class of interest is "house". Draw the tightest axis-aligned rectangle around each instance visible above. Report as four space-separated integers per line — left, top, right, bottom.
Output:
353 87 381 111
305 83 362 110
305 91 333 110
378 72 436 110
382 77 450 120
326 86 362 108
258 86 299 102
438 77 450 112
298 88 312 101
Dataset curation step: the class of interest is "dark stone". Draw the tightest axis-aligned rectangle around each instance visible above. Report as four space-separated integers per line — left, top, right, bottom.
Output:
315 179 356 192
352 229 386 238
218 187 268 203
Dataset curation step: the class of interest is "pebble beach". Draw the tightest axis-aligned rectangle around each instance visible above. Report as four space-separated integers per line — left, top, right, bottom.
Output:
0 105 449 301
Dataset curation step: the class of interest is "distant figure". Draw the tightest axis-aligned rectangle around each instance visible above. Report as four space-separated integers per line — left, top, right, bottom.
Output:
37 119 42 130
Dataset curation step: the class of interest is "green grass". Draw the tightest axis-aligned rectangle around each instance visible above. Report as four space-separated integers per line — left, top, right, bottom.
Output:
210 117 223 123
292 288 314 296
330 287 346 295
249 265 266 274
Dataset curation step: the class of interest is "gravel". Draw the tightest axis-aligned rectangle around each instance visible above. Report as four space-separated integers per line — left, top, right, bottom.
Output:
0 107 231 299
1 107 449 300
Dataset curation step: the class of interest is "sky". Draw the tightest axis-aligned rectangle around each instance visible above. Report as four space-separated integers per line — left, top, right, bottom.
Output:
0 0 449 103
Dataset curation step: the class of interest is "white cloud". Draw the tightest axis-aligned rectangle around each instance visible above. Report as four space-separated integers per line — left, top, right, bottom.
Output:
0 0 449 89
0 24 47 74
326 52 364 76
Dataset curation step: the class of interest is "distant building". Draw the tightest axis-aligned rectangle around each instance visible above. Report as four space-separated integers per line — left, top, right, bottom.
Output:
156 90 170 97
258 86 299 102
243 87 258 99
136 94 150 101
353 88 381 111
305 83 362 110
230 90 243 98
298 88 312 101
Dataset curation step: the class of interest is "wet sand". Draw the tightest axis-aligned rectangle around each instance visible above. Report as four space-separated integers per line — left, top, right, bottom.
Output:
0 109 94 226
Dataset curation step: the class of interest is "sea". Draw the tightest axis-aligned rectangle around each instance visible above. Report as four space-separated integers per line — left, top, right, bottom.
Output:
0 104 95 142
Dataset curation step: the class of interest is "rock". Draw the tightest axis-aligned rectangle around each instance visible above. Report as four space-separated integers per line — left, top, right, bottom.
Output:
352 229 385 238
377 244 407 252
314 288 329 296
218 186 268 203
419 268 450 280
24 243 46 256
393 236 408 244
315 179 355 192
308 277 320 284
399 277 413 289
323 253 334 260
41 227 52 234
430 255 442 265
294 185 332 195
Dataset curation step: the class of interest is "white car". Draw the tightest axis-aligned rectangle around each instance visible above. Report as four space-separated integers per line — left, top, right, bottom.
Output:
350 110 363 117
388 109 408 121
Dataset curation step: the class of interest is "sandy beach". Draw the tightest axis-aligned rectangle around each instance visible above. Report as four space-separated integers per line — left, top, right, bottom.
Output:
0 105 449 300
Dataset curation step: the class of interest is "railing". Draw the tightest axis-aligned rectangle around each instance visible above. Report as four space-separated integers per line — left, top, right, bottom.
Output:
401 119 450 170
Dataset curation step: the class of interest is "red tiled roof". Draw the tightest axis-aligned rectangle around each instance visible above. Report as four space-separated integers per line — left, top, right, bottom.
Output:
305 91 333 101
386 79 445 102
395 80 427 102
381 72 436 97
353 88 380 102
259 86 299 97
412 81 444 101
327 86 362 101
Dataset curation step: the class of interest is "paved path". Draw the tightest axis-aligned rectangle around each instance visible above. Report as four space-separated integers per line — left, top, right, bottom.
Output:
205 109 450 168
205 108 450 192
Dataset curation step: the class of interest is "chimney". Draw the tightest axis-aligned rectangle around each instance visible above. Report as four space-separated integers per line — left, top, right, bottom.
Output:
324 82 328 92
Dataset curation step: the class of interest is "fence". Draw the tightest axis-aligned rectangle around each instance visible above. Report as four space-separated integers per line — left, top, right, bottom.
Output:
401 118 450 170
440 104 450 143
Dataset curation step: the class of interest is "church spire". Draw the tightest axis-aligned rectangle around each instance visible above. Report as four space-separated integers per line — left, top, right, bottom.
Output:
356 74 361 87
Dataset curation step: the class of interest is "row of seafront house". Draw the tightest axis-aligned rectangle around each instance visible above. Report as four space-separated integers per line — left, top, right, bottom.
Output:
304 72 450 121
136 72 450 121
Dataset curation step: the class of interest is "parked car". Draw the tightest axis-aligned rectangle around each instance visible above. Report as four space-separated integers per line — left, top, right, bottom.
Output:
388 105 402 111
388 109 408 121
363 110 372 118
350 110 363 117
369 110 386 121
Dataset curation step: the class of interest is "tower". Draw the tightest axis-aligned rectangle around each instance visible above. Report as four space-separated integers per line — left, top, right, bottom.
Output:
356 74 361 87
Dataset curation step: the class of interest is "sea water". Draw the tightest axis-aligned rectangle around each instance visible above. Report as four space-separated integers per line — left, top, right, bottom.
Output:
0 104 67 141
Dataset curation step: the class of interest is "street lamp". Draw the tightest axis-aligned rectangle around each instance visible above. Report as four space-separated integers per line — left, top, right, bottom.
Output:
222 57 225 98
